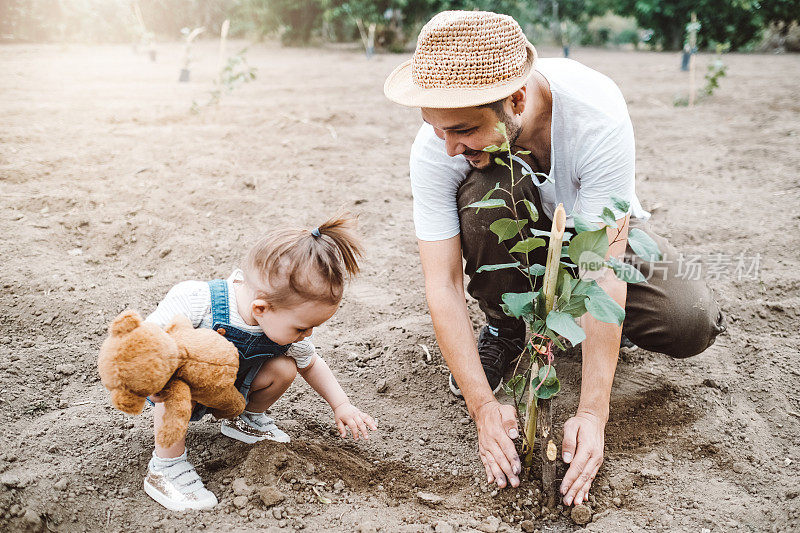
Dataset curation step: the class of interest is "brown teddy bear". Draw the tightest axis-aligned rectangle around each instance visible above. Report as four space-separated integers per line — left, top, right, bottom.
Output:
98 310 246 447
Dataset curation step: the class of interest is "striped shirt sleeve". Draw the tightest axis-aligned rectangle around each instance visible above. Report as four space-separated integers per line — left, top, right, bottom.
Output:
145 281 211 329
286 339 317 369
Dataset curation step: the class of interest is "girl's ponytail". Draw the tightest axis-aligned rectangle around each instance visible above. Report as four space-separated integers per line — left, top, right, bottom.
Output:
314 213 362 279
244 212 363 307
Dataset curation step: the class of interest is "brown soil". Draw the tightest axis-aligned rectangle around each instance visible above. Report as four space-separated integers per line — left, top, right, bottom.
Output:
0 41 798 532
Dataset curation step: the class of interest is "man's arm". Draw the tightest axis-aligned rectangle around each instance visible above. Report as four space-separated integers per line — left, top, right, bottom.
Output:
559 215 629 506
419 235 522 488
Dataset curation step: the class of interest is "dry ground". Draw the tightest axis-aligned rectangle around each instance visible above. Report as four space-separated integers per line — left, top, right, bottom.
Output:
0 41 798 532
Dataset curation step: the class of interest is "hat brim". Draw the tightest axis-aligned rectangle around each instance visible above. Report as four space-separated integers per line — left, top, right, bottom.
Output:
384 42 537 109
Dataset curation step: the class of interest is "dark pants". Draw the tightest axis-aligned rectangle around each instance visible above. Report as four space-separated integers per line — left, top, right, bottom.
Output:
457 159 727 359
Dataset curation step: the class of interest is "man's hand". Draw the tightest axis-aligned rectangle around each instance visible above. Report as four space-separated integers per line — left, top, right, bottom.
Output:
560 411 606 505
474 400 522 488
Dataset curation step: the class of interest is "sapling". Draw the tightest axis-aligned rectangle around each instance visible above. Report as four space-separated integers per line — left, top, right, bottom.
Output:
467 122 662 504
190 48 257 113
132 1 156 62
703 44 728 97
179 26 205 83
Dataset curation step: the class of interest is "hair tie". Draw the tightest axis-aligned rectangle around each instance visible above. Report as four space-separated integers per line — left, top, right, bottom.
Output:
311 227 321 237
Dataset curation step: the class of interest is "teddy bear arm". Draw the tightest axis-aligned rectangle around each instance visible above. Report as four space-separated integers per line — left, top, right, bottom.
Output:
207 385 246 420
156 378 193 449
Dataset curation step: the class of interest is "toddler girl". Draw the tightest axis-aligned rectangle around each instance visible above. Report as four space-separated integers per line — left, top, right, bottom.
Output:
142 214 377 511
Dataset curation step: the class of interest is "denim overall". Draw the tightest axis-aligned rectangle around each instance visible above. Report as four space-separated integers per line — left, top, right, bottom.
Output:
189 279 291 421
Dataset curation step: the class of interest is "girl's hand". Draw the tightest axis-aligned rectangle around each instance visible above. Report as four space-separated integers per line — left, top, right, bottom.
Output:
333 402 377 441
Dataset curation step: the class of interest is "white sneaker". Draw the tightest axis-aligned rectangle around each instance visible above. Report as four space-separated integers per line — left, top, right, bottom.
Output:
143 450 217 511
221 411 290 444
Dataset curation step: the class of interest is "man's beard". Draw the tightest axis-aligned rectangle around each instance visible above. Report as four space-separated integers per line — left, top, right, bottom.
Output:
467 111 521 169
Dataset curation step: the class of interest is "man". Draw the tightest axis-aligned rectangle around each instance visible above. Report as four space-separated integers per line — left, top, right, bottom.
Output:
383 11 727 506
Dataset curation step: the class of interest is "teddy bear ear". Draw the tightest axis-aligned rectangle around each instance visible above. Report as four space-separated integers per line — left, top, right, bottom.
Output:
109 310 143 337
110 388 147 415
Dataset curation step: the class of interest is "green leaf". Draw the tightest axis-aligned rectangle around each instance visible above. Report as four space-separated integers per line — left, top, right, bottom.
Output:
490 218 527 243
522 199 538 222
523 264 546 276
501 292 536 319
476 262 520 273
515 149 531 155
571 279 594 296
532 374 561 399
584 284 626 325
465 199 507 210
533 291 547 320
572 213 597 233
538 365 558 387
606 257 646 283
600 207 618 228
546 311 586 345
568 228 609 269
560 293 588 318
483 145 501 152
610 194 630 213
577 251 606 271
499 141 509 151
473 183 501 212
559 271 573 303
509 237 545 254
628 228 662 262
495 121 507 136
503 373 527 398
494 157 509 168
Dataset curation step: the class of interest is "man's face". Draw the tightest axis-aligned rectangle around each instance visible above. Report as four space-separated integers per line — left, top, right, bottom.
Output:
421 104 519 170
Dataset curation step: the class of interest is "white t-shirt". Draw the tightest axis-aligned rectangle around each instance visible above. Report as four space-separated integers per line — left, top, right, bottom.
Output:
409 58 650 241
145 269 316 369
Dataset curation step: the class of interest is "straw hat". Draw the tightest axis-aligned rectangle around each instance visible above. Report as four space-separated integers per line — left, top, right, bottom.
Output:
384 11 537 109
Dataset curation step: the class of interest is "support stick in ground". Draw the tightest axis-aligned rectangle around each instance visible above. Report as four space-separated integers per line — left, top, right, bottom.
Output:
217 19 230 76
537 203 566 507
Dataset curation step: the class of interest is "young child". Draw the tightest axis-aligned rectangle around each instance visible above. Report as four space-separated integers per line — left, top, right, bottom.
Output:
142 214 377 511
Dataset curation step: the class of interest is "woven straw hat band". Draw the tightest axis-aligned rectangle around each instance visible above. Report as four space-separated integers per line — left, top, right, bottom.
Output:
412 11 532 90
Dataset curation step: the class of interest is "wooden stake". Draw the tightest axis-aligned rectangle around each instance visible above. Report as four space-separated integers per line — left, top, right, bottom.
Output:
523 204 566 507
218 19 230 76
542 204 567 313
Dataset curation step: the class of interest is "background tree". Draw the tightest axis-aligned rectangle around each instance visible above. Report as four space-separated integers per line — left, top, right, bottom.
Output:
616 0 762 50
754 0 800 50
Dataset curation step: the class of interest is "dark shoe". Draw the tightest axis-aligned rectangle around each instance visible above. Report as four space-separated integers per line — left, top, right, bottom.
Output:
449 325 526 398
620 334 637 349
